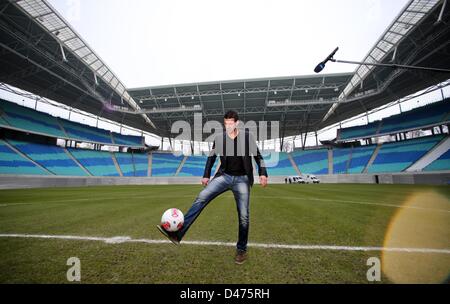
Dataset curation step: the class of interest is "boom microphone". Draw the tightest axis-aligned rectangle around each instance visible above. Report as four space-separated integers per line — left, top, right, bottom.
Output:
314 47 339 73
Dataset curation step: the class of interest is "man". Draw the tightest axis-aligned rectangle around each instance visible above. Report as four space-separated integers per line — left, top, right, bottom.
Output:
157 110 268 264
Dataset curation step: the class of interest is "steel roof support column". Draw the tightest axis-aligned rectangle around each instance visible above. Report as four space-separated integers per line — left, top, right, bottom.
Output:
302 131 308 149
437 0 447 23
279 114 286 151
300 132 304 150
220 83 225 115
168 137 173 152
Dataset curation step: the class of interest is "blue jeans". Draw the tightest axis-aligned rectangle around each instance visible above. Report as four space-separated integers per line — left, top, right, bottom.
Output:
177 173 251 252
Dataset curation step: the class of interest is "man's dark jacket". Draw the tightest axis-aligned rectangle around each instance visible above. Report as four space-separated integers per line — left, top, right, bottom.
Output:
203 130 268 187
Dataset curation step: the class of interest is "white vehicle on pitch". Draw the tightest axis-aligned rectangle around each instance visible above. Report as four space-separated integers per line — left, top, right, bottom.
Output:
285 176 306 184
303 174 320 184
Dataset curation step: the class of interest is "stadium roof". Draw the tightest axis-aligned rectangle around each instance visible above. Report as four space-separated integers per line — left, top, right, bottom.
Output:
0 0 155 132
128 73 353 140
0 0 449 142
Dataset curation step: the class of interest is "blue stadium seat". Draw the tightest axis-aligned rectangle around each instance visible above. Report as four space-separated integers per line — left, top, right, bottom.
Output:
339 121 380 140
423 149 450 172
114 152 135 176
0 139 50 175
67 148 119 176
113 133 144 147
59 119 113 145
178 155 207 177
8 140 88 176
151 153 184 176
178 155 219 177
368 136 444 173
265 152 297 176
333 148 351 174
0 99 66 138
291 149 329 175
0 111 10 126
347 145 376 174
380 100 450 135
338 99 450 140
0 99 146 148
133 153 149 177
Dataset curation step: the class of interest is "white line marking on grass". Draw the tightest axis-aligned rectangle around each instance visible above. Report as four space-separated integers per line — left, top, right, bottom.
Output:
0 233 449 254
0 203 33 207
0 199 94 206
28 195 197 204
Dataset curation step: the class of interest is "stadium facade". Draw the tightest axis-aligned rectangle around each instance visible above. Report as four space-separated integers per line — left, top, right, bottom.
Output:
0 0 449 188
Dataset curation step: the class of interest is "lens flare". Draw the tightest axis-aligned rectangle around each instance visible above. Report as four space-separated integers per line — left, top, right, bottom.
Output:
382 191 450 283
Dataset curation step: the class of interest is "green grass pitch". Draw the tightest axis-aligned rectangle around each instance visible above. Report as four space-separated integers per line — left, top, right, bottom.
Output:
0 184 449 283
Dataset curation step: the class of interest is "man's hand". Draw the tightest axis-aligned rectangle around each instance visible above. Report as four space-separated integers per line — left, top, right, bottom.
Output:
201 178 210 186
259 176 268 188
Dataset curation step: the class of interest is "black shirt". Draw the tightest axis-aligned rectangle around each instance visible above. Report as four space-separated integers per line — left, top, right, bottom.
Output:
224 135 246 176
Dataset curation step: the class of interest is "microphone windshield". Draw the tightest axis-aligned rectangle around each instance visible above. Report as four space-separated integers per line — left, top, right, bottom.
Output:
314 62 326 73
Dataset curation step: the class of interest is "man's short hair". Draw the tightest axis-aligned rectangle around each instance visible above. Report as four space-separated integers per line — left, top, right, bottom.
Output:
224 110 239 122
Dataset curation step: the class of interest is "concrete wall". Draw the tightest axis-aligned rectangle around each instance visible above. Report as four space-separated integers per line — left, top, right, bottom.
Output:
0 175 202 190
376 172 450 185
312 174 377 184
0 171 449 190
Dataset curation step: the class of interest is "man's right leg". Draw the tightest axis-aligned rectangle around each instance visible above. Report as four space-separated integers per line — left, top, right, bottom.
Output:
176 174 231 241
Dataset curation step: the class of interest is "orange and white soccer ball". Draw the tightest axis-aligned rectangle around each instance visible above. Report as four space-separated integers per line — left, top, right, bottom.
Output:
161 208 184 232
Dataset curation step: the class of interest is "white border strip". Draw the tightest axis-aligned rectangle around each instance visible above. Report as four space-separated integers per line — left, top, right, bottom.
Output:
3 195 447 213
0 234 449 254
258 196 450 213
0 203 33 207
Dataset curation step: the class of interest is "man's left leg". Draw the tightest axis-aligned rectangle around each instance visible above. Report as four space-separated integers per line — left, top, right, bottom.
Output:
231 175 250 264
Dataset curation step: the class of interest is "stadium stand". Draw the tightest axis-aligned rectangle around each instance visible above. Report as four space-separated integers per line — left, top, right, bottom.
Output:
0 139 50 175
423 149 450 172
112 133 144 146
333 148 352 174
0 0 448 189
178 155 219 177
114 152 135 177
291 149 329 175
338 121 381 141
0 99 145 147
0 109 10 125
379 100 450 135
347 145 377 174
67 148 120 177
264 152 298 176
368 135 444 173
132 153 149 177
59 119 113 145
338 99 450 141
0 117 8 126
1 134 449 177
151 152 184 176
8 139 88 176
178 152 300 177
1 96 449 178
0 99 66 138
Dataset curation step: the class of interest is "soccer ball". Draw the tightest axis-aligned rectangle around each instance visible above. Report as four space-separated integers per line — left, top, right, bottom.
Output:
161 208 184 232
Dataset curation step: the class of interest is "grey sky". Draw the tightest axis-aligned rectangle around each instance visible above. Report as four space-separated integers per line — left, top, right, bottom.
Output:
48 0 410 88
